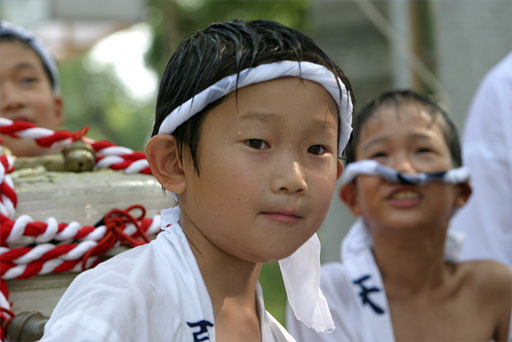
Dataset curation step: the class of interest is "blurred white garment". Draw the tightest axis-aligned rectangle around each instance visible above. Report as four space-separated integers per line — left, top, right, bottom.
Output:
451 51 512 268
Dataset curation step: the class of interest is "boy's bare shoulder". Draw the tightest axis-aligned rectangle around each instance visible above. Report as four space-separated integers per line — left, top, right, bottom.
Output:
457 260 512 339
459 259 511 281
456 259 511 301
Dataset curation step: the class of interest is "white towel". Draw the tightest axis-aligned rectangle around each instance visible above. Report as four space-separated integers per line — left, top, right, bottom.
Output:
338 218 396 341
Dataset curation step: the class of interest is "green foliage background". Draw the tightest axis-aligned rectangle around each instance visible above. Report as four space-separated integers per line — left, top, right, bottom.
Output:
59 0 312 326
60 1 311 153
59 57 155 151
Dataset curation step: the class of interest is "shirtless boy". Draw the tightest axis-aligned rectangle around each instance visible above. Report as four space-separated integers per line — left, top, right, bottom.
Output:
288 89 511 341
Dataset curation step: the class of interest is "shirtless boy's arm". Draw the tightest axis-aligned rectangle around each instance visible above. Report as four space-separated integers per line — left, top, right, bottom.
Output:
488 261 512 341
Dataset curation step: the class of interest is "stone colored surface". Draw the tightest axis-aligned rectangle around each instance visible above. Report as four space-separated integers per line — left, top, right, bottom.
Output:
12 168 174 223
7 169 174 316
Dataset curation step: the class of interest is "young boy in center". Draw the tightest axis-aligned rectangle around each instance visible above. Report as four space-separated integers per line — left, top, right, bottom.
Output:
287 89 512 341
0 21 63 157
41 19 354 341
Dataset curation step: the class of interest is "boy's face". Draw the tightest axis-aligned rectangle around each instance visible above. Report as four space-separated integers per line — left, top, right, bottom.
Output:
179 77 341 262
342 103 469 232
0 40 62 156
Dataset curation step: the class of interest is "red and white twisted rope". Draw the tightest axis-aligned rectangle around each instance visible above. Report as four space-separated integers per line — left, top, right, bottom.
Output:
90 140 151 174
0 212 162 280
0 154 16 220
0 118 151 174
0 212 162 249
0 207 161 337
0 119 76 151
0 121 160 339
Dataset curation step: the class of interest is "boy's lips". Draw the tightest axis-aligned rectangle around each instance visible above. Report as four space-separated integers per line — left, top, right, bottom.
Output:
386 187 422 208
261 210 303 223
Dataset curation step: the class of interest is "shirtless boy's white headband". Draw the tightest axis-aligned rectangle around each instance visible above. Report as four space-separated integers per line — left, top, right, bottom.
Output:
157 60 353 157
157 61 352 333
341 160 471 186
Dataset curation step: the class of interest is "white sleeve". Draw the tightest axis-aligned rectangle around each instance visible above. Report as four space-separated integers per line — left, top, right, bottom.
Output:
40 248 150 341
452 52 512 267
41 311 122 342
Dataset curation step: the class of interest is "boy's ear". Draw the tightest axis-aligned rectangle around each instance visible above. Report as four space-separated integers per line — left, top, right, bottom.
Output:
336 160 344 179
53 95 64 128
145 134 187 194
339 182 363 216
455 181 472 208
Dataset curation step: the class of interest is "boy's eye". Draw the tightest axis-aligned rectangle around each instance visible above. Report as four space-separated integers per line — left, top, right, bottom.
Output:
308 145 327 155
245 139 269 150
416 147 433 154
370 151 388 159
20 77 38 85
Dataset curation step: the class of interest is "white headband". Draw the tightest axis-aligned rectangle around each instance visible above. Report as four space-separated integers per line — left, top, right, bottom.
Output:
157 60 353 156
341 160 471 186
0 20 59 94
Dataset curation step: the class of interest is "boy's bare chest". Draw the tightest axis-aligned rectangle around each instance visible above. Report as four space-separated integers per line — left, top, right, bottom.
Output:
388 292 496 341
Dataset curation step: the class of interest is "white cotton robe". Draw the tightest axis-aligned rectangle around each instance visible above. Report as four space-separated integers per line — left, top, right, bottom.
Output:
451 51 512 268
41 222 294 342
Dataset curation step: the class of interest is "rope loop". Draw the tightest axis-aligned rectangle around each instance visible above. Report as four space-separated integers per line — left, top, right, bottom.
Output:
71 127 89 141
81 205 150 270
0 306 15 339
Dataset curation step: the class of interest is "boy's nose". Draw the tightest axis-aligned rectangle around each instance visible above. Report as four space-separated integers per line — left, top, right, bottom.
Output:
271 160 308 195
0 84 25 114
392 155 417 174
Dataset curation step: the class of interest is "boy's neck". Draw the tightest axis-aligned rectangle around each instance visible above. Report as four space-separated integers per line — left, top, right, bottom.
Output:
179 209 262 316
370 225 452 297
197 248 262 313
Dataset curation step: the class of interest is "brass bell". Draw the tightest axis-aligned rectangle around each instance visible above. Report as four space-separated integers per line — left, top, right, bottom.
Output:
63 140 96 172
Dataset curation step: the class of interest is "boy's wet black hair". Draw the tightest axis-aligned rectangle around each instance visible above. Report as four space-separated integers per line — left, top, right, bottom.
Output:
344 89 462 167
152 19 354 173
0 34 57 92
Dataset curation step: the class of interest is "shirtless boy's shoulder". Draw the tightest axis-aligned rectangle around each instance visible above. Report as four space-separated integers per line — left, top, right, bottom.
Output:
456 260 511 338
458 260 511 305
